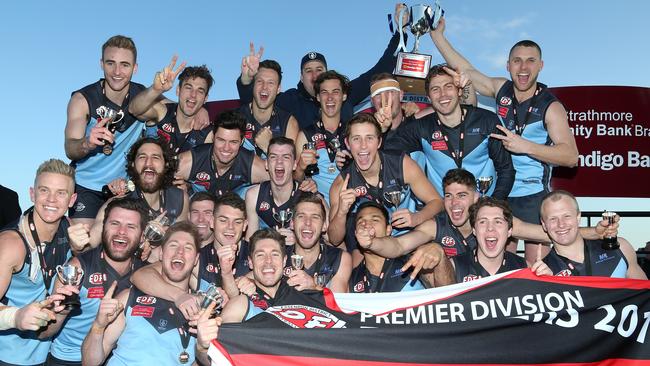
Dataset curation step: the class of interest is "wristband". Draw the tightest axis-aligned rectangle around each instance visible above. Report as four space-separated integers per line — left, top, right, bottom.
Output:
0 306 18 330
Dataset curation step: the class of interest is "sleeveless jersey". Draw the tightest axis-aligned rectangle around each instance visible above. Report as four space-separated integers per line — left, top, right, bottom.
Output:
543 239 629 278
390 105 515 200
50 247 142 362
188 144 255 196
495 81 558 197
282 242 343 280
72 80 147 191
126 186 184 223
196 241 251 292
255 181 303 230
453 249 526 283
349 256 425 293
0 216 71 365
434 211 477 258
155 103 212 154
240 104 292 158
301 120 347 203
108 287 196 366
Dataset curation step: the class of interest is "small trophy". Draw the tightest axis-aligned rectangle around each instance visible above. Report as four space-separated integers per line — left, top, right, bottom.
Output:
272 209 293 229
601 211 619 250
314 273 329 288
101 179 136 199
55 264 84 308
476 176 493 197
328 138 350 172
383 184 410 208
198 283 224 316
303 142 320 177
291 254 304 270
96 106 125 155
144 216 170 244
393 1 445 93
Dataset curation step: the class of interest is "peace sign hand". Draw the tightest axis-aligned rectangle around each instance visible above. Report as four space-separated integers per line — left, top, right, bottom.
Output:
154 55 187 92
374 92 393 133
490 124 531 154
241 42 264 84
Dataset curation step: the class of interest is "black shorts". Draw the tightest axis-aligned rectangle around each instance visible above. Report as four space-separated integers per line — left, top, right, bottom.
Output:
45 354 80 366
508 189 548 225
68 184 105 219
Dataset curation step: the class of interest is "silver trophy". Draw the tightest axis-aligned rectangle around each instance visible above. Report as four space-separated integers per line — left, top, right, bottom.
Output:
198 283 224 316
273 209 293 229
144 216 170 243
601 211 619 250
303 142 319 176
314 273 329 288
96 106 125 155
56 264 85 308
393 1 445 92
291 254 304 270
476 176 494 197
383 184 410 208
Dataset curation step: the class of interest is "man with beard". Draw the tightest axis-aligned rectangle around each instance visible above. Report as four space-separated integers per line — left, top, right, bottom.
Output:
176 110 269 196
390 64 515 200
429 19 579 263
81 222 201 366
240 60 299 158
350 202 454 292
284 193 351 293
42 197 147 366
0 159 79 365
358 169 619 276
540 190 646 279
130 192 250 318
328 113 443 256
188 192 216 248
294 71 351 203
65 35 146 227
235 4 408 129
129 59 215 155
86 137 188 246
245 137 317 240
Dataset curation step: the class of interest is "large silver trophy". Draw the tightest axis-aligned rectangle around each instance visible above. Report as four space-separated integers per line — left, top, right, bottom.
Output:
383 184 410 208
56 264 84 308
96 106 125 155
393 1 445 93
273 209 293 229
198 283 224 316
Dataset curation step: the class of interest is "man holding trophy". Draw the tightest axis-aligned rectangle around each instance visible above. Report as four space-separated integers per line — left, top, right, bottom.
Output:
42 197 148 366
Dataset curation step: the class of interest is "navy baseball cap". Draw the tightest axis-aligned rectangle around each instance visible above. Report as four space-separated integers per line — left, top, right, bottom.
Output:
300 52 327 70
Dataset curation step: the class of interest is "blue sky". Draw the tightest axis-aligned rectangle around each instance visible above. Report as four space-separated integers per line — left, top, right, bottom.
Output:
1 0 648 243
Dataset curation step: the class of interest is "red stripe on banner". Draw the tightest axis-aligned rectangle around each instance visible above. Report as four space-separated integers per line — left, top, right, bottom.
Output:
323 287 343 312
223 355 650 366
504 268 650 290
211 340 236 366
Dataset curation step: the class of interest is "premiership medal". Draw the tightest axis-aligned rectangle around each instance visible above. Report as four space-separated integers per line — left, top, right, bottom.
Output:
328 163 337 174
179 351 190 364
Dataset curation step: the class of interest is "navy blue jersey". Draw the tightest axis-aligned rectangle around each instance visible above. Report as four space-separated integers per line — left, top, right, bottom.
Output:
188 144 255 196
434 211 477 258
495 81 558 197
349 256 424 293
155 103 211 154
126 186 184 223
453 249 526 283
543 239 628 278
390 105 515 200
240 104 292 158
302 120 347 203
256 181 304 230
197 241 251 292
283 242 343 280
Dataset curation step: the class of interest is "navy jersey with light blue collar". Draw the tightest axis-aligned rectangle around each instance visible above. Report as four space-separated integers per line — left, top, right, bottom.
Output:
349 256 424 293
240 104 292 158
453 248 526 283
434 211 477 258
154 103 212 154
196 241 251 292
188 144 255 196
543 239 628 278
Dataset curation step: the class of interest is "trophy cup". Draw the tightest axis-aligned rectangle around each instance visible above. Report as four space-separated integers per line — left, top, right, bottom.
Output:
198 283 224 316
601 211 619 250
143 216 170 244
393 1 445 94
314 273 329 288
328 138 351 172
303 142 319 177
273 209 293 229
291 254 304 270
476 176 493 197
96 106 125 155
383 184 410 208
55 264 84 308
101 179 136 199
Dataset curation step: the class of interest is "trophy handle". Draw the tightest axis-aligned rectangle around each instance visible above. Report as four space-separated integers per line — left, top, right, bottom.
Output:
55 265 64 276
394 6 410 55
96 106 108 119
285 210 293 222
272 211 281 223
77 267 85 281
113 110 125 123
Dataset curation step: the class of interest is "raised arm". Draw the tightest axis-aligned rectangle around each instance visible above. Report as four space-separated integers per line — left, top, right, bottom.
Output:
327 174 355 247
129 55 186 122
357 219 438 259
235 42 264 103
81 284 127 366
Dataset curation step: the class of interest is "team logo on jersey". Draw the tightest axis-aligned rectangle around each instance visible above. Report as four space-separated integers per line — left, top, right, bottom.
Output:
250 294 269 310
196 172 210 181
131 305 155 318
441 236 457 247
497 106 509 118
136 296 157 305
499 96 512 106
442 247 458 257
390 267 404 278
157 129 171 143
283 266 292 276
353 281 365 293
206 263 218 273
312 133 326 142
431 131 443 140
556 269 573 277
431 140 447 151
162 123 174 133
74 202 86 212
266 305 347 329
158 319 168 330
88 272 106 285
87 287 105 299
259 202 270 211
463 274 481 282
353 186 367 197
